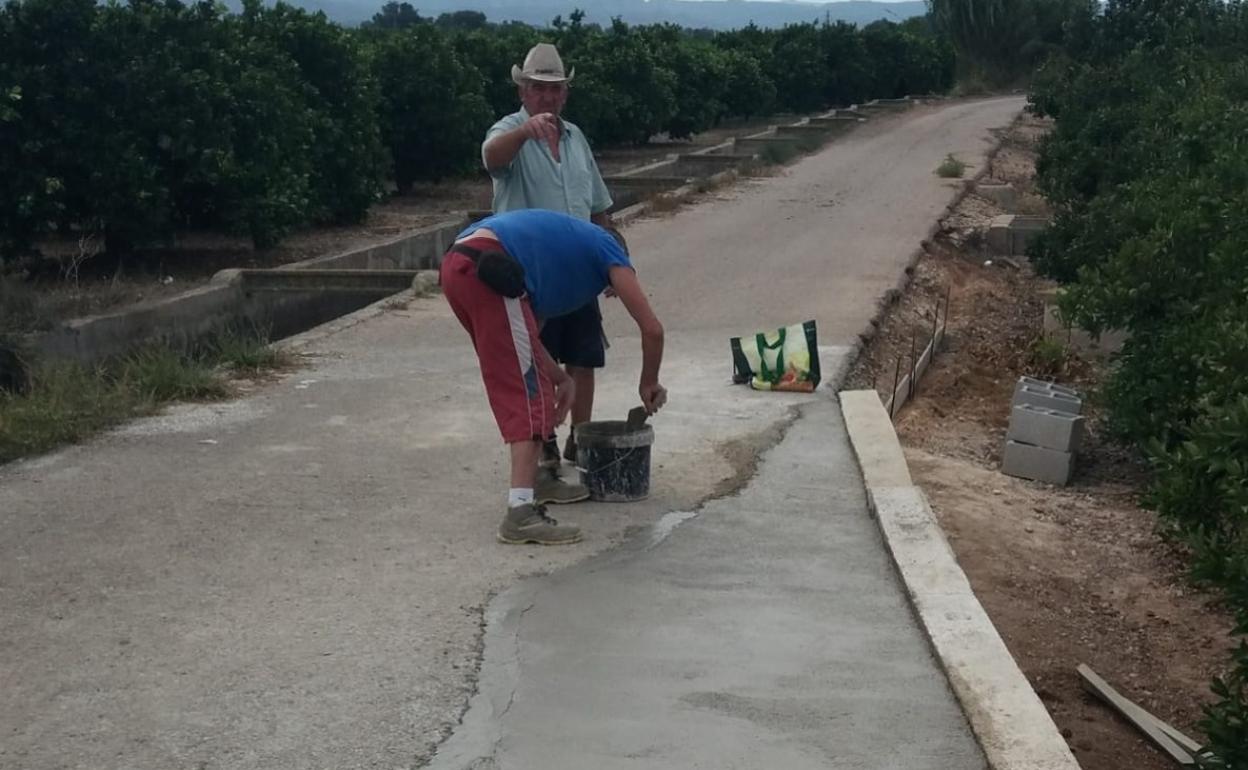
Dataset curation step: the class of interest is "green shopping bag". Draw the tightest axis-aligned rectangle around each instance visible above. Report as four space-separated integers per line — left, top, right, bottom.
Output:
730 320 821 393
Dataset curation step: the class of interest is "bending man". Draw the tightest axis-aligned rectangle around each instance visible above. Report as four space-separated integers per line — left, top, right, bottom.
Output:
440 209 666 546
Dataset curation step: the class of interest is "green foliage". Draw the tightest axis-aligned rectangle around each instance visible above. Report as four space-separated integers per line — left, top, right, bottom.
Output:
862 20 956 97
641 25 728 139
210 324 291 372
435 10 487 32
365 1 424 30
556 18 678 145
0 3 962 259
1203 613 1248 767
767 23 831 113
1027 334 1069 377
121 345 228 402
0 0 386 258
244 2 386 225
0 361 146 464
718 48 776 119
451 24 539 118
1149 397 1248 576
369 24 493 189
1028 1 1248 760
935 153 968 177
0 325 291 465
928 0 1095 84
759 140 799 166
1148 397 1248 766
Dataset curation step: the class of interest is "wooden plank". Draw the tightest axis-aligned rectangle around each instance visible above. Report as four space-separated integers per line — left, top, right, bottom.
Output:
1149 713 1204 756
1077 664 1195 766
1077 664 1204 755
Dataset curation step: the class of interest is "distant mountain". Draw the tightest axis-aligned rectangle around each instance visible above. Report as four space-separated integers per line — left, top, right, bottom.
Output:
235 0 928 30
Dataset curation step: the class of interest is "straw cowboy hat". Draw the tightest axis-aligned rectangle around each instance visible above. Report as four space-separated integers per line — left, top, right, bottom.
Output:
511 43 575 85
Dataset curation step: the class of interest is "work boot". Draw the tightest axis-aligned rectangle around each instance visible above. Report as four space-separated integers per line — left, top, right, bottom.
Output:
535 474 591 505
539 437 562 473
498 504 582 545
562 428 578 464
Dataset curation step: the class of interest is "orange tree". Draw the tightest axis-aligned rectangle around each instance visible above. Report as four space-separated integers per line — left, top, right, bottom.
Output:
1030 1 1248 760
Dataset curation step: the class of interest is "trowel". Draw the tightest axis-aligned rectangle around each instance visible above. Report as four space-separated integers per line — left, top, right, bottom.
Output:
626 405 650 431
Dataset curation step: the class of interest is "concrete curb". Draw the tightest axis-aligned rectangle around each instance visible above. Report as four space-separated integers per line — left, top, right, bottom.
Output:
839 389 1079 770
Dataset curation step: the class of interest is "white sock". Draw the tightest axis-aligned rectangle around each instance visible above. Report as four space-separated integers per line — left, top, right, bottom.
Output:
508 488 534 508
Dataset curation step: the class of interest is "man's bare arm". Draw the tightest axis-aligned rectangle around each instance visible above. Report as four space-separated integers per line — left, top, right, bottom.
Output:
534 337 575 425
483 113 561 170
483 127 528 171
608 266 666 412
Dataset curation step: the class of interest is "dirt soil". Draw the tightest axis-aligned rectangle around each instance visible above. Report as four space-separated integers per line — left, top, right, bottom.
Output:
844 113 1238 769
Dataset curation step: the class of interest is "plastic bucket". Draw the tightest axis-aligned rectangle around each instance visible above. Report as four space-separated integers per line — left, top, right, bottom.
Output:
575 420 655 502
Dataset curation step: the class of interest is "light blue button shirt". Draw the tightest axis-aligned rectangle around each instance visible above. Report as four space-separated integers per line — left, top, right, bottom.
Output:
483 108 612 221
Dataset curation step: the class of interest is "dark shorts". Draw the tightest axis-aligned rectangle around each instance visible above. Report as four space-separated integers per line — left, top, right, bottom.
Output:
540 299 606 369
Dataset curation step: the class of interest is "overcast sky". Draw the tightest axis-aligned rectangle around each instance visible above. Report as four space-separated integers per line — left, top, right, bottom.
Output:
677 0 918 3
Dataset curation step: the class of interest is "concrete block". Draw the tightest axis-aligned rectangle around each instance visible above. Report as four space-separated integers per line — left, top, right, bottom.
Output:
1012 384 1083 415
1002 440 1075 485
986 214 1048 256
1014 376 1080 400
1007 404 1085 453
985 215 1013 254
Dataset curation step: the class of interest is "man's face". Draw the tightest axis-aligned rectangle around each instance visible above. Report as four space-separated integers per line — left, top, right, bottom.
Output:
520 80 568 118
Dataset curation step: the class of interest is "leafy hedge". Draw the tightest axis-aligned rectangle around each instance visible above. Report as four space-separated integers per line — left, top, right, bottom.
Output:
0 0 954 261
929 0 1096 84
1029 0 1248 761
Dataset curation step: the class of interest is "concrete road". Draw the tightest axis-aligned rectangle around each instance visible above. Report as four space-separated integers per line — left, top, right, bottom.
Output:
0 96 1023 769
427 399 986 769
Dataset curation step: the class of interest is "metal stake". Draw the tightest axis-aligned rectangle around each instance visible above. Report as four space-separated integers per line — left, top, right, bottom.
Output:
909 332 917 400
889 355 901 418
943 285 952 339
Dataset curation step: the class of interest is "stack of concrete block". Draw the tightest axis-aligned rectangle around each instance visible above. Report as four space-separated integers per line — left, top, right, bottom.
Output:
1001 377 1084 486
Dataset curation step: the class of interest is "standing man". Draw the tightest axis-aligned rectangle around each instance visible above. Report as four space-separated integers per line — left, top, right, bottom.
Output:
440 209 666 546
481 42 614 473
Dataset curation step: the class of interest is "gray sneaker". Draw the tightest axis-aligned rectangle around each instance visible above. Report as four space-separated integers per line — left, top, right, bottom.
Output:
498 504 582 545
535 475 591 505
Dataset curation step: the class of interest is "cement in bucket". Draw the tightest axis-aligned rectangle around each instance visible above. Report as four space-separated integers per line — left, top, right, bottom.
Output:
575 420 654 502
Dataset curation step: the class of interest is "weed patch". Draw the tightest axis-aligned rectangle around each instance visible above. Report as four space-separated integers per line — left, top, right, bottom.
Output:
210 324 293 373
759 141 799 166
1026 334 1070 378
935 154 968 178
120 346 228 402
0 363 149 463
0 325 290 465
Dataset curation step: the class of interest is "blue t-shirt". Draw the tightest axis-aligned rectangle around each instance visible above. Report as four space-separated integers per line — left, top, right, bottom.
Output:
457 210 632 319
